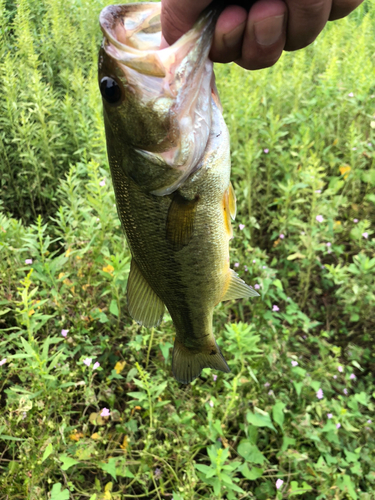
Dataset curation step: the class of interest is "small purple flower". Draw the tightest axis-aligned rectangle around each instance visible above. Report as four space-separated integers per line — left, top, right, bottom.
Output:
338 366 343 372
272 305 279 312
362 232 368 239
263 148 269 154
353 218 358 223
262 266 266 269
291 360 298 367
327 413 333 419
99 180 106 187
326 242 331 247
244 265 248 272
25 259 33 265
252 259 256 263
154 467 162 479
336 423 341 429
234 262 239 268
0 358 7 366
61 329 69 337
368 143 372 147
348 92 354 97
101 408 110 417
276 479 284 490
352 147 357 151
209 400 214 408
212 374 217 382
316 388 324 400
343 388 348 395
239 224 245 230
83 358 92 367
367 419 372 424
268 390 273 396
279 234 285 239
316 215 324 223
333 375 337 379
93 362 100 370
264 382 270 387
315 189 322 194
350 373 356 380
254 284 260 290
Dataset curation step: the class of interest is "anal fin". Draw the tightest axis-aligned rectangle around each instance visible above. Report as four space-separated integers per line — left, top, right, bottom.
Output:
127 260 165 327
221 269 260 302
172 337 230 384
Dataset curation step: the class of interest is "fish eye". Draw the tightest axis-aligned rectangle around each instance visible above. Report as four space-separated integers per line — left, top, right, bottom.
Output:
100 76 122 104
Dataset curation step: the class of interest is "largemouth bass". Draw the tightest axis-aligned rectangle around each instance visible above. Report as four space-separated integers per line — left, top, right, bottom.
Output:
98 2 259 383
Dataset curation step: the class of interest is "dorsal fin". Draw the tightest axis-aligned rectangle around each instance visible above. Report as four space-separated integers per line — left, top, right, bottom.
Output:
127 260 165 327
221 269 260 302
166 192 199 251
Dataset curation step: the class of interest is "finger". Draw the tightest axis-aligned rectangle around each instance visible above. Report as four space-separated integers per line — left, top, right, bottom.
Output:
284 0 332 51
210 5 248 63
161 0 212 45
329 0 364 20
235 0 287 70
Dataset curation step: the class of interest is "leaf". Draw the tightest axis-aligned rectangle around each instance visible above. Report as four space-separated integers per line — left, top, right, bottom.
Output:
240 463 263 480
50 483 70 500
0 435 25 441
42 443 54 463
246 411 276 431
195 463 215 478
272 401 286 430
237 440 265 465
287 252 306 260
59 454 80 471
100 457 117 481
160 342 173 362
338 474 358 500
289 481 313 496
109 300 119 317
273 279 283 290
293 381 303 396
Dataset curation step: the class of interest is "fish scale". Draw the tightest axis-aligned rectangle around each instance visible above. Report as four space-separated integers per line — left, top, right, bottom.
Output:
99 2 259 383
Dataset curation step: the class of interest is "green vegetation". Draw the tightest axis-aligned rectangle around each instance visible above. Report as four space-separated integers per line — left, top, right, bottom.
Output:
1 0 375 498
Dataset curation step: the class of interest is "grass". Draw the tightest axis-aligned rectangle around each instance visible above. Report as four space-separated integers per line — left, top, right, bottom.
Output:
1 0 375 499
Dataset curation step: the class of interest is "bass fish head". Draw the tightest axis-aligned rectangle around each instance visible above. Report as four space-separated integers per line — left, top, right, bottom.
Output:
99 3 218 195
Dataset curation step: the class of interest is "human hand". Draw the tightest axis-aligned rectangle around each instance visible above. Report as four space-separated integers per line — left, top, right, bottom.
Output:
161 0 363 70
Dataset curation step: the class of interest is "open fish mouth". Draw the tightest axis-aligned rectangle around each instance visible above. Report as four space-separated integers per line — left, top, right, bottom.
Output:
99 3 220 196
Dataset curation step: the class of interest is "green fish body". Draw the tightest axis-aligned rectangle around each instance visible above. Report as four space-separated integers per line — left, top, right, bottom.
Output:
99 3 259 383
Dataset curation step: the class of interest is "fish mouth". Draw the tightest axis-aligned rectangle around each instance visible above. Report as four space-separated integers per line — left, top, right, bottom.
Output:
99 3 219 196
99 3 216 81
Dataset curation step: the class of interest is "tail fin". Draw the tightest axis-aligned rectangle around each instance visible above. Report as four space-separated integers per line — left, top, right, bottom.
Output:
172 337 230 384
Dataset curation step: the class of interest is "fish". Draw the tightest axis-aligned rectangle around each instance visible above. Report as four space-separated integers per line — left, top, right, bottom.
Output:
98 2 259 384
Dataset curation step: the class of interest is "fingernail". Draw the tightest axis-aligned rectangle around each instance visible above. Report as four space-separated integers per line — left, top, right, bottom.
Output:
223 21 246 49
254 15 284 46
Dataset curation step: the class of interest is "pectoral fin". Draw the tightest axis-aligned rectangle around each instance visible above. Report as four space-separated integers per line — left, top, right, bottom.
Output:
166 192 199 251
221 269 260 302
172 337 230 384
127 260 165 327
228 182 236 220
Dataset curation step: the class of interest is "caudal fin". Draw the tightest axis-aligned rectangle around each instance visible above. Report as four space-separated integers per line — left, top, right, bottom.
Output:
172 338 230 384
